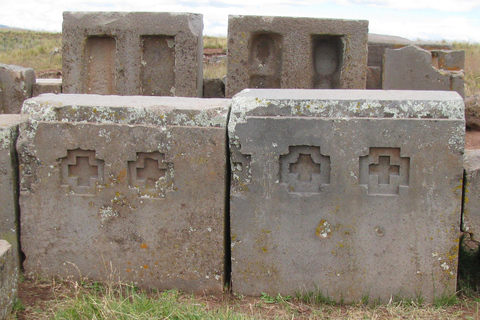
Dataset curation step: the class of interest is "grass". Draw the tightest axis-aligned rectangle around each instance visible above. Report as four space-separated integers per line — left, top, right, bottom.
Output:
11 275 480 320
454 42 480 96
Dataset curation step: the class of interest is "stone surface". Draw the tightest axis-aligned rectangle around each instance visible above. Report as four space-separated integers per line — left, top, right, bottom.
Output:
463 149 480 238
0 240 18 320
383 45 465 97
203 78 225 98
32 79 62 97
229 89 464 302
0 115 24 272
19 94 228 293
432 50 465 71
466 94 480 130
226 15 368 98
366 66 381 90
0 64 35 114
62 12 203 97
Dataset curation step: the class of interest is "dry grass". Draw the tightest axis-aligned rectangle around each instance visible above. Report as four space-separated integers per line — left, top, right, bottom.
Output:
454 42 480 96
0 29 62 72
204 36 227 50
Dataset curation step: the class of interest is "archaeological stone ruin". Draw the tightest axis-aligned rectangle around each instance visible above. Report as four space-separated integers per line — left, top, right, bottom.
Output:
0 10 475 315
226 15 369 98
62 12 204 97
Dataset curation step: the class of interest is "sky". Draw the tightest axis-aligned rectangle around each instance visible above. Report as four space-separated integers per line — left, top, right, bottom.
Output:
2 0 480 42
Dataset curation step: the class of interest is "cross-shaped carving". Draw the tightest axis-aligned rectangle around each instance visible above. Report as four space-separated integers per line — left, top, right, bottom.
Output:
136 157 167 189
60 149 104 195
68 156 99 186
290 154 321 182
369 156 399 185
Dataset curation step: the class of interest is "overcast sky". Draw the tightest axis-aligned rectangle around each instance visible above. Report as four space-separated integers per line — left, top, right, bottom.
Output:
2 0 480 42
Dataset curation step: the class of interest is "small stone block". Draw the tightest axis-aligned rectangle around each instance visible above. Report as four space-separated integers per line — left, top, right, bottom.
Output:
19 94 229 294
62 12 203 97
228 89 464 302
0 240 18 319
226 15 368 97
32 79 62 97
432 50 465 70
0 64 35 114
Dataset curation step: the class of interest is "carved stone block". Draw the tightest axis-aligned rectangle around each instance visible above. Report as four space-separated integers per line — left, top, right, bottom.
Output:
228 89 464 302
19 94 228 294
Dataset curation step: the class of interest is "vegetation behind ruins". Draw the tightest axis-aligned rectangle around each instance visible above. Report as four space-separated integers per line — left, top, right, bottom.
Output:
0 28 479 95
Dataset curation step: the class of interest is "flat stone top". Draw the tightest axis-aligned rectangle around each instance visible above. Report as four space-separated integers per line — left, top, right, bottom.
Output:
23 94 230 127
0 240 11 257
35 79 62 84
63 11 203 33
228 14 368 25
230 89 464 121
0 114 26 127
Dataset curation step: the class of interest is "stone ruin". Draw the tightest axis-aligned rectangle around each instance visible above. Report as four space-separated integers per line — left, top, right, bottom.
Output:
0 11 473 314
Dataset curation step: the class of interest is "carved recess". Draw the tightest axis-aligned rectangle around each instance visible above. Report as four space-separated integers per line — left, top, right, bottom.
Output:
279 146 331 193
128 152 174 198
248 33 283 89
230 144 252 192
359 148 410 195
60 149 104 195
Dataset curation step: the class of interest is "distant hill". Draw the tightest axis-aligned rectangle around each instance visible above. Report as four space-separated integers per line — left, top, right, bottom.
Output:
0 25 27 31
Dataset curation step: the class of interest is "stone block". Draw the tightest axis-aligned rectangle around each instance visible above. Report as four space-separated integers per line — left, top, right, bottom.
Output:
226 15 368 98
0 240 18 320
19 94 228 294
0 64 35 114
0 115 23 271
62 12 203 97
463 149 480 237
383 45 465 97
32 79 62 97
366 66 381 89
229 89 464 302
203 78 225 98
432 50 465 71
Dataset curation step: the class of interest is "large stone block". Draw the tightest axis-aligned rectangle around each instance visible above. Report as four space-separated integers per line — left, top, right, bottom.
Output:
62 12 203 97
19 94 228 294
228 89 464 302
0 64 35 114
0 240 18 320
0 115 23 271
226 16 368 98
383 45 465 97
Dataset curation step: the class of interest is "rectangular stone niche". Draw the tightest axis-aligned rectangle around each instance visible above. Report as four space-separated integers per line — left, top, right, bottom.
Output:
228 89 464 302
85 36 117 95
19 94 229 294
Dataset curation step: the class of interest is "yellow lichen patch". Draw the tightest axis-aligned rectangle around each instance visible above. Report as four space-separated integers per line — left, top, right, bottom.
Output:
126 268 132 272
117 169 127 182
140 243 148 249
316 219 332 238
143 265 149 269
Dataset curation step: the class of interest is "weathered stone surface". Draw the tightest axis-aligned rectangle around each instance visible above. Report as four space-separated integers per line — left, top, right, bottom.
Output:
0 64 35 114
466 94 480 130
383 45 465 97
229 89 464 302
19 94 228 293
0 115 24 271
203 78 225 98
62 12 203 97
432 50 465 71
463 149 480 237
32 79 62 97
366 66 381 89
0 240 18 319
226 16 368 98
